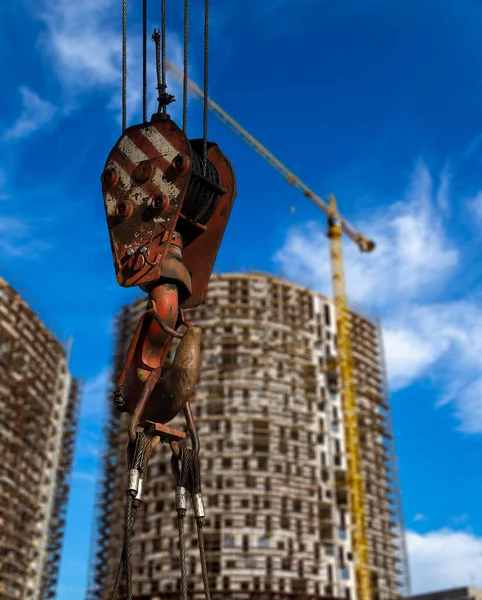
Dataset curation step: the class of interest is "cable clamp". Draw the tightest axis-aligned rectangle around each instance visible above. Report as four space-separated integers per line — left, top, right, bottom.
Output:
126 469 140 496
191 492 205 519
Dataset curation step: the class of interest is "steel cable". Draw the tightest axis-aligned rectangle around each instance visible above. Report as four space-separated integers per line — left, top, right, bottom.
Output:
202 0 209 174
124 495 134 600
196 519 211 600
161 0 167 113
142 0 147 122
110 432 152 600
179 514 188 600
190 451 210 600
110 549 124 599
192 452 201 494
153 29 161 110
183 0 189 133
110 497 137 599
122 0 127 131
178 449 192 600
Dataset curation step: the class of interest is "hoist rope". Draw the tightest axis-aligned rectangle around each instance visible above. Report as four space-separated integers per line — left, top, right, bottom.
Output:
178 449 192 600
182 0 189 133
192 452 211 600
153 30 161 108
110 502 138 599
124 495 134 600
142 0 147 123
161 0 167 113
202 0 209 174
110 432 153 600
122 0 127 131
197 522 211 600
178 516 187 600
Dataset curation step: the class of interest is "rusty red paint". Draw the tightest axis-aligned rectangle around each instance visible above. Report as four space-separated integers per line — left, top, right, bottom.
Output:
133 160 153 183
102 117 192 289
112 280 203 441
103 113 236 444
115 200 134 219
181 141 237 309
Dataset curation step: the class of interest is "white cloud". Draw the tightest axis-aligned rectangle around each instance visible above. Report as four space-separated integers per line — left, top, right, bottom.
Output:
382 326 442 390
4 87 57 140
468 190 482 222
275 161 458 308
36 0 120 89
75 428 102 459
413 514 427 522
436 166 451 214
274 161 482 432
451 376 482 434
383 300 482 390
0 215 51 258
407 528 482 593
81 367 112 417
72 470 97 482
450 514 469 526
33 0 185 123
382 301 482 432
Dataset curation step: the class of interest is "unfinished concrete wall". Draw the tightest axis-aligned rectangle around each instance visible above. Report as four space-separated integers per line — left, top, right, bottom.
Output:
89 272 404 600
0 277 80 600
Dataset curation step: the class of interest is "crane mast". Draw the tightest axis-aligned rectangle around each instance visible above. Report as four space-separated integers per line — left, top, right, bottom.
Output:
327 195 372 600
167 60 375 600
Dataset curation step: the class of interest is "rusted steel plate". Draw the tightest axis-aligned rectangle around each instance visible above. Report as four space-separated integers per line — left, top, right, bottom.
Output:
101 117 192 288
140 421 187 442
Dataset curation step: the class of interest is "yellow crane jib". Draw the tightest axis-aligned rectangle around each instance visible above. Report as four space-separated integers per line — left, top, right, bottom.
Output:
166 61 375 253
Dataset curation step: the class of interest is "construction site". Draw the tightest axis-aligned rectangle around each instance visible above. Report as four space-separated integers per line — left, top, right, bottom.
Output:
0 278 81 600
80 1 410 598
1 1 448 600
86 273 409 600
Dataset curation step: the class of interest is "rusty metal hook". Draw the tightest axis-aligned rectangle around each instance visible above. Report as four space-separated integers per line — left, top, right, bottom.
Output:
146 299 184 339
128 323 203 442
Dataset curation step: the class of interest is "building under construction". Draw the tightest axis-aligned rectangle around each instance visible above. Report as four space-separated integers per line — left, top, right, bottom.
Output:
0 277 81 600
87 272 409 600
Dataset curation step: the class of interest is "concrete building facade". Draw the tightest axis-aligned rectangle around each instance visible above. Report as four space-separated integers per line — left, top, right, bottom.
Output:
0 277 81 600
87 272 408 600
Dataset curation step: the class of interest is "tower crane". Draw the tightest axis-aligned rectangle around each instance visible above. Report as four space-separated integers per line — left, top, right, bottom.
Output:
167 59 376 600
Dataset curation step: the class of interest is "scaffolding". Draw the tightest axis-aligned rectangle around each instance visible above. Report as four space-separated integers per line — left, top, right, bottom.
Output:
86 307 133 600
86 273 405 600
0 277 79 600
39 379 82 599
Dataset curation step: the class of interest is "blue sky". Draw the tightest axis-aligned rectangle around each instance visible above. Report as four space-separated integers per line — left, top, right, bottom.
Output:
1 0 482 597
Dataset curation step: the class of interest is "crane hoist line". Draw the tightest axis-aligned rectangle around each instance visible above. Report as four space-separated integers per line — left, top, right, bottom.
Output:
166 62 377 600
102 1 236 599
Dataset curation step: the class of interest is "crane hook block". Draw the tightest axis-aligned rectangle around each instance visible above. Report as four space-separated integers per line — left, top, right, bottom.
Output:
101 114 237 309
